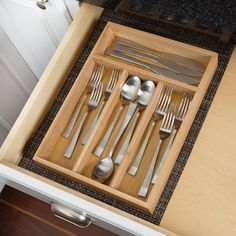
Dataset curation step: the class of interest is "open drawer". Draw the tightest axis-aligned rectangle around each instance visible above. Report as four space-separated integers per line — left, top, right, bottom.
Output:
0 3 225 236
32 21 217 214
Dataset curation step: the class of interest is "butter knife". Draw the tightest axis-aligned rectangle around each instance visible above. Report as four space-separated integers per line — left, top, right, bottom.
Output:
105 48 200 85
112 43 202 77
115 37 205 73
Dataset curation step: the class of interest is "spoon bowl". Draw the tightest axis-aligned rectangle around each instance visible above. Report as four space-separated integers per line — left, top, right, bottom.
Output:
121 75 141 104
92 157 114 182
137 80 155 107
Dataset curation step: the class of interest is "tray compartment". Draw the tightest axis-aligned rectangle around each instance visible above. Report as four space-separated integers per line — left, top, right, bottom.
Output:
33 22 218 213
117 88 195 199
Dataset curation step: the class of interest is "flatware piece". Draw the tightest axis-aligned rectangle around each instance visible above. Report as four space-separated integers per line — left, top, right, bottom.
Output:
115 81 156 164
138 104 176 197
128 86 173 175
105 48 200 85
93 76 141 157
151 92 193 184
63 64 104 138
64 82 103 158
81 69 121 145
112 43 202 77
115 37 205 73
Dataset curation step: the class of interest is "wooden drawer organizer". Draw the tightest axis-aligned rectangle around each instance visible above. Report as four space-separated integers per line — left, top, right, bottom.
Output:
33 22 218 213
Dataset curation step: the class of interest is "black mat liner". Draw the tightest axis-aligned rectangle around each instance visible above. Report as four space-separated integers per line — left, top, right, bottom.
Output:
19 9 234 225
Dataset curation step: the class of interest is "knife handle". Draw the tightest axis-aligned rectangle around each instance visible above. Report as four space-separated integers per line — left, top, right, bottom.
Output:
105 48 150 70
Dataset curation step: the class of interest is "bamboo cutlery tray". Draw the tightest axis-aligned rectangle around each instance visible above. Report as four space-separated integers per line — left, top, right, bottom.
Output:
33 22 218 213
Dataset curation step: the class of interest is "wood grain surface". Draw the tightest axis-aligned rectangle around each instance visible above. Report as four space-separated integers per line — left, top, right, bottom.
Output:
33 22 217 213
160 47 236 236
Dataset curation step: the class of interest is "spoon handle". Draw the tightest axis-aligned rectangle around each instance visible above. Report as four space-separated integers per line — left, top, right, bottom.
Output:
128 121 155 175
138 139 163 197
108 103 137 158
94 105 124 157
115 111 140 163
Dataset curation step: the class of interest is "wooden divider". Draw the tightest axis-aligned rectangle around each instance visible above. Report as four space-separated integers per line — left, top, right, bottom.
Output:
33 22 218 213
73 69 129 172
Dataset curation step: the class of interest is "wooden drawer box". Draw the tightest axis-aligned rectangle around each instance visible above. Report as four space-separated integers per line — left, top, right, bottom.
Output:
0 3 224 235
32 21 217 213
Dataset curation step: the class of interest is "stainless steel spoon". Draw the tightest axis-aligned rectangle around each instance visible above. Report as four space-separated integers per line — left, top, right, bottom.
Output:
115 80 156 164
93 75 141 157
92 80 155 182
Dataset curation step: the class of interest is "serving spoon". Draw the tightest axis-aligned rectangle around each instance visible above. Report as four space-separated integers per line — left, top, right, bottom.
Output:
92 80 155 182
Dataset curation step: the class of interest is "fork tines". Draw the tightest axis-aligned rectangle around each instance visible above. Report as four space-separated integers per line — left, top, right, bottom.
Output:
176 92 193 122
156 86 173 116
88 82 103 109
89 64 104 91
105 69 121 96
160 104 176 135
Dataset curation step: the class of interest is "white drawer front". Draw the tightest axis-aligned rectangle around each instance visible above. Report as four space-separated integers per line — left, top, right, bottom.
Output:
0 163 165 236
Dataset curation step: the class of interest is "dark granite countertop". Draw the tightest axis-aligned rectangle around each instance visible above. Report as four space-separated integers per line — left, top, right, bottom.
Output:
80 0 236 43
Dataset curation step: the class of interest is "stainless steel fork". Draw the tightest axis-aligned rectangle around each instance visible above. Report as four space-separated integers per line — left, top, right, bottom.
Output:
151 92 193 184
127 86 173 174
63 64 104 138
138 104 176 197
81 69 121 145
64 82 103 158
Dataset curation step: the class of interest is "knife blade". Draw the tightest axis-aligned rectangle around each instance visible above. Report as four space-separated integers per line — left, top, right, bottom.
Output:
105 48 200 85
112 43 203 77
115 37 205 73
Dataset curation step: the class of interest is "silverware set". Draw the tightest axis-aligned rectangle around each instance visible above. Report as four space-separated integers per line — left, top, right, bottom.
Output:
136 91 193 197
138 104 176 197
63 64 104 138
62 38 194 196
63 64 121 158
93 75 141 157
92 77 156 182
92 81 193 197
128 86 173 175
105 37 205 85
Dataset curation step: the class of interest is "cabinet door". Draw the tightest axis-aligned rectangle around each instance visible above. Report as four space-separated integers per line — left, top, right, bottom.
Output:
0 0 79 145
0 0 78 78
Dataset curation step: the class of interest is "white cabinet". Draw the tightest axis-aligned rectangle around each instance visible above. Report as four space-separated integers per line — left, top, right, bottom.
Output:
0 0 79 146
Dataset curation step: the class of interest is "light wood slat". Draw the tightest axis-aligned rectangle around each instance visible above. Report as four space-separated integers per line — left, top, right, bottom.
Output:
94 55 198 92
160 47 236 236
1 13 217 213
33 22 218 213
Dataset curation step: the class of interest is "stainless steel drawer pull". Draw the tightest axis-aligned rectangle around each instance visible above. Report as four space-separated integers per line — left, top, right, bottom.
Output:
51 203 93 228
36 0 48 10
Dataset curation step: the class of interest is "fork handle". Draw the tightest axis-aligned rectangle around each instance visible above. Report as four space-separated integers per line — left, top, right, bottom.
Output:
151 128 177 184
93 105 124 157
81 101 105 145
64 111 88 159
63 95 87 138
128 121 155 175
138 139 163 197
